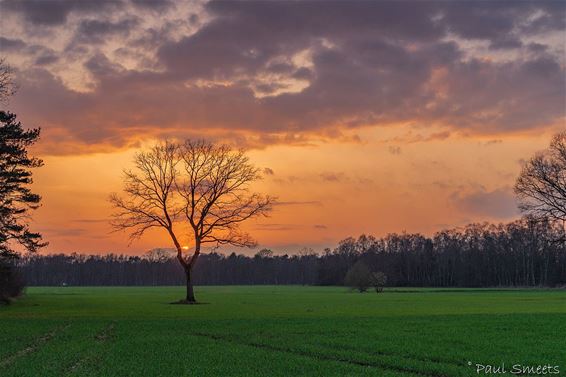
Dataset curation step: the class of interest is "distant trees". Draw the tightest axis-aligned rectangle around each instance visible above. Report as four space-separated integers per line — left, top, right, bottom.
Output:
515 132 566 239
110 140 274 303
0 62 46 302
344 261 388 293
22 219 566 288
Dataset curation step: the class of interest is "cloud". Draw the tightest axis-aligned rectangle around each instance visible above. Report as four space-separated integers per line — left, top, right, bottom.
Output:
253 223 301 231
441 1 565 41
38 227 88 237
1 1 564 154
263 167 274 175
34 52 59 66
0 36 26 50
274 201 323 207
452 187 520 219
388 146 402 155
72 18 139 44
1 0 122 26
130 0 175 12
320 172 345 182
483 139 503 146
72 218 108 224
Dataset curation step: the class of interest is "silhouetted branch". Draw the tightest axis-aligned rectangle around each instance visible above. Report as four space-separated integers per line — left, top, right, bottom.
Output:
515 132 566 226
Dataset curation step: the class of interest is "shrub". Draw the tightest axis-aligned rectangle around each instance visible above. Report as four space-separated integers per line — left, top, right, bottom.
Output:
371 271 387 293
344 260 373 292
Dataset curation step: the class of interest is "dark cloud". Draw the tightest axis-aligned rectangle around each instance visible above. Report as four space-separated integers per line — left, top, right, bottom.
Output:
320 172 346 183
34 52 59 66
157 1 444 79
453 187 520 219
389 131 452 144
253 223 301 231
527 43 548 54
130 0 174 12
274 201 323 207
73 18 139 44
441 1 565 40
72 219 108 224
38 226 87 237
424 56 564 133
388 146 402 155
2 0 123 26
484 139 503 146
0 36 26 51
489 36 523 50
3 1 565 153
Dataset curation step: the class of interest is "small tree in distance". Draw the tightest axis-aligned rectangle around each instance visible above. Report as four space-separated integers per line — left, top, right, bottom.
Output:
372 271 387 293
344 260 373 292
255 248 274 259
110 140 274 303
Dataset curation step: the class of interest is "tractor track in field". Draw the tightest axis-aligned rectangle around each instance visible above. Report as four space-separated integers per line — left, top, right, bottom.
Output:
0 324 71 368
190 332 459 377
65 321 116 376
94 321 116 342
315 339 464 368
274 330 464 367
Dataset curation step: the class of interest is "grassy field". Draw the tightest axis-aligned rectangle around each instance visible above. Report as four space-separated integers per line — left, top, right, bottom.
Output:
0 286 565 376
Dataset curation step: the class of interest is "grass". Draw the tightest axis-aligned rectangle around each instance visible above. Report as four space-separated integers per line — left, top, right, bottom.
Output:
0 286 565 376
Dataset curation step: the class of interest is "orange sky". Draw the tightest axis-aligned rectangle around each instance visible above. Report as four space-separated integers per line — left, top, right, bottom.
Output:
1 1 564 254
27 127 558 254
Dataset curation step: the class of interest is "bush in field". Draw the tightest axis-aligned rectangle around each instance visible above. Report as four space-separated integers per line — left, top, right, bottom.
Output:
344 260 373 292
372 271 387 293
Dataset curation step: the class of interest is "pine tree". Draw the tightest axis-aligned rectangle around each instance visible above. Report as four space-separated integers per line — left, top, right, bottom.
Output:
0 111 46 302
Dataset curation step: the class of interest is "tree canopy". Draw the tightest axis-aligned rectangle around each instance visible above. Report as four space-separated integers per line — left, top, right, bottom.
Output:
515 132 566 227
110 140 274 302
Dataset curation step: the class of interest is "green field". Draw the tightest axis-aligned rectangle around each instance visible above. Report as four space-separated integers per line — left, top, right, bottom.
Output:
0 286 565 376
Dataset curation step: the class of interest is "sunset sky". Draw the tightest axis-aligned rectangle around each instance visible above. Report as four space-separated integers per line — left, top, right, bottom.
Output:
1 0 565 255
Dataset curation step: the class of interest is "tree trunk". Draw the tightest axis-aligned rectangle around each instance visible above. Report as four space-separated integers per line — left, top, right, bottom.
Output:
185 266 195 303
182 246 200 304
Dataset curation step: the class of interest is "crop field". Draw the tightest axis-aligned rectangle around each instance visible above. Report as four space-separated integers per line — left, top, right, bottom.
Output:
0 287 565 377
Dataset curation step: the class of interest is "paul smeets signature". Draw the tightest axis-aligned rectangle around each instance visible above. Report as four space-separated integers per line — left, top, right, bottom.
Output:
468 362 560 375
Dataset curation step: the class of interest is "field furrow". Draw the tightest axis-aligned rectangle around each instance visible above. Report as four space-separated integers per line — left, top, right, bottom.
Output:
0 324 70 368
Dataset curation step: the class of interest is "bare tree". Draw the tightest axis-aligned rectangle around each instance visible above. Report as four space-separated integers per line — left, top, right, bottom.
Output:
0 58 17 103
515 132 566 221
110 140 274 303
515 132 566 241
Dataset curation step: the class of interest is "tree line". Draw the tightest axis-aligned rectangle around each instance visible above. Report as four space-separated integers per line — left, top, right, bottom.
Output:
20 218 566 287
